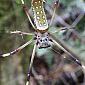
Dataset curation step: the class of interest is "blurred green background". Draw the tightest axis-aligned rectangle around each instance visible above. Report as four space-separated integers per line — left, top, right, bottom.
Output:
0 0 85 85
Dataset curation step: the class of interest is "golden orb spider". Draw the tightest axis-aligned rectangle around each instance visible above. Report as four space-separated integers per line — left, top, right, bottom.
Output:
1 0 85 85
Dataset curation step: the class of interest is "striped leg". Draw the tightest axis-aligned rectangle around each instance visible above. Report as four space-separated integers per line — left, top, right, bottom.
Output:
50 11 84 34
0 39 33 57
49 0 84 35
20 0 36 29
49 0 59 26
50 34 85 69
26 44 37 85
10 30 34 36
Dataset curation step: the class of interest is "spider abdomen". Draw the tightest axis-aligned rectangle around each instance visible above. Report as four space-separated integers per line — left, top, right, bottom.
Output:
32 0 48 32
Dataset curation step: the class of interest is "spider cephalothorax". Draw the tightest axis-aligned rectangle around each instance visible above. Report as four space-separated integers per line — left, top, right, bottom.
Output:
34 32 52 48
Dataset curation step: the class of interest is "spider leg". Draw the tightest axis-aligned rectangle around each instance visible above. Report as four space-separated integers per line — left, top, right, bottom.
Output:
46 0 71 27
49 0 59 26
20 0 36 29
51 26 74 34
10 30 34 36
0 39 33 57
47 0 84 28
26 44 37 85
50 11 84 34
10 31 34 39
50 34 85 69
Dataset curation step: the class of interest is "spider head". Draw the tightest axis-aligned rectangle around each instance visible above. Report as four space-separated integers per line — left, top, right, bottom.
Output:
34 32 52 49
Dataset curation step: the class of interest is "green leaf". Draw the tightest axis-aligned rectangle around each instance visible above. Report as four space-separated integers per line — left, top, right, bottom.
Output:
15 0 22 4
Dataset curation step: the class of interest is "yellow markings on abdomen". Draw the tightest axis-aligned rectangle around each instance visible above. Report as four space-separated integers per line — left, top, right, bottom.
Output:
32 0 48 31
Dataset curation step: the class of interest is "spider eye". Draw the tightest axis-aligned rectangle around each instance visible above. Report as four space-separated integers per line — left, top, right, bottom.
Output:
40 39 42 42
38 36 40 37
45 38 47 41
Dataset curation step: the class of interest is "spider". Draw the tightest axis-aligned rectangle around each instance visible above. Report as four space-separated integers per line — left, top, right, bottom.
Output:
1 0 85 85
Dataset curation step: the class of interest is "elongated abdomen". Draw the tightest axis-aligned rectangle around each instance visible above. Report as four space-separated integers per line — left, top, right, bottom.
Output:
32 0 48 32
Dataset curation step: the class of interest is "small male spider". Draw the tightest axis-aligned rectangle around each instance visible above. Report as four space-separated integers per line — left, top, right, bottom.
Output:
1 0 85 85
